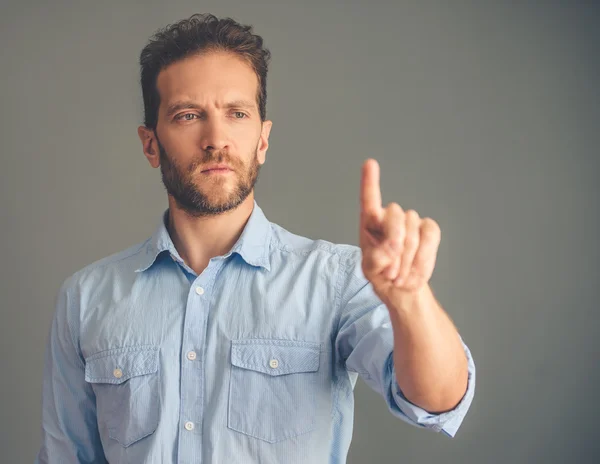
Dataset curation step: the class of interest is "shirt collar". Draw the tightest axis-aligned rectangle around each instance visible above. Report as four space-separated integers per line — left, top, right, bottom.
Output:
135 200 272 273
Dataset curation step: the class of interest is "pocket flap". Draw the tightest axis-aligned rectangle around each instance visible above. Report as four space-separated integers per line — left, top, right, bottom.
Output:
231 339 320 376
85 346 159 385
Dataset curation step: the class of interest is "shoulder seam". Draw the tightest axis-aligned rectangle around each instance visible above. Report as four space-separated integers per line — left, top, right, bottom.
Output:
269 229 353 259
70 239 150 280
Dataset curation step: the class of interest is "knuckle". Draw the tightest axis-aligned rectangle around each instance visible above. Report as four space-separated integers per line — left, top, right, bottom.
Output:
423 217 439 229
422 218 441 238
387 202 403 214
405 209 419 219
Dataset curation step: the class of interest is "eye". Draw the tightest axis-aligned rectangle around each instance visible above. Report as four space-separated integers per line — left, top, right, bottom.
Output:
233 111 247 119
175 113 198 121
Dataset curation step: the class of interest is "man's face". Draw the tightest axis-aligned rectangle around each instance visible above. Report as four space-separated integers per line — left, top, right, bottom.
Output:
149 51 271 217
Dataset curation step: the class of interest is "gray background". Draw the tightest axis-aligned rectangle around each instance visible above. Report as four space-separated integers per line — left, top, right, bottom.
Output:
1 1 599 463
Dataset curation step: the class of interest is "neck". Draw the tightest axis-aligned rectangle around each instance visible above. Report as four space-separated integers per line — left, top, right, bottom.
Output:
166 193 255 275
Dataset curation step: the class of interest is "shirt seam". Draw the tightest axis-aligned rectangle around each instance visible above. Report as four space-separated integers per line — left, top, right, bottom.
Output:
270 232 352 260
63 281 86 370
86 367 156 382
231 338 321 347
85 344 159 361
332 247 353 352
72 239 150 279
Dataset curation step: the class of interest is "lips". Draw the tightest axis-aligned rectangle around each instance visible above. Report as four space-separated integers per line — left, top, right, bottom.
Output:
201 164 233 172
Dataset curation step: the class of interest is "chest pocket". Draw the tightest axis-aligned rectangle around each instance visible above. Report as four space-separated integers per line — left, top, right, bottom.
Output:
228 339 321 443
84 346 160 447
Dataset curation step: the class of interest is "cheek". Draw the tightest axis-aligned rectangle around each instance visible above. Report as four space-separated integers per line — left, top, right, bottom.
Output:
232 127 259 150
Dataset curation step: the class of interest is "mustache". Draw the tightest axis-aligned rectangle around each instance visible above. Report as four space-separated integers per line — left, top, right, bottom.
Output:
189 151 238 171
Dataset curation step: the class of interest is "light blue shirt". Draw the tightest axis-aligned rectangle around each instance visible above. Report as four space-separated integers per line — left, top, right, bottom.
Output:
36 201 475 464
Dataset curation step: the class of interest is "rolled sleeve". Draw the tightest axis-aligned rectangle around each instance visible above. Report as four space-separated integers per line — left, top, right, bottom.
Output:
387 334 476 437
334 246 476 438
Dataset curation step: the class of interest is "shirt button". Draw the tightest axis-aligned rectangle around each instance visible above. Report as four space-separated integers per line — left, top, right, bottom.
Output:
195 286 205 295
113 368 123 379
269 359 279 369
187 351 197 361
184 421 195 431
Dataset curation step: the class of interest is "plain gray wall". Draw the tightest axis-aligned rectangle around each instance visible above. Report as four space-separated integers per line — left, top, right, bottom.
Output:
1 1 598 463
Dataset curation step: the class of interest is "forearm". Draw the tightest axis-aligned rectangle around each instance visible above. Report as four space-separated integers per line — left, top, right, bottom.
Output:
384 283 468 414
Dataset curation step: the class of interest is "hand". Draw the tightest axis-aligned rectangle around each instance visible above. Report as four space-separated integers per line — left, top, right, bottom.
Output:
359 159 441 300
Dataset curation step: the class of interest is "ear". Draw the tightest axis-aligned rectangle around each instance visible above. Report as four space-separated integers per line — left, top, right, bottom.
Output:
256 120 273 165
137 126 160 168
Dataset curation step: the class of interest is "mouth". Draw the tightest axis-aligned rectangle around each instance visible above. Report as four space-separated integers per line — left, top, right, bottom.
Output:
200 165 233 174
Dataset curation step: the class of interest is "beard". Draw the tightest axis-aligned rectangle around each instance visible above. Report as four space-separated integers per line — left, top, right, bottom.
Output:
156 136 261 218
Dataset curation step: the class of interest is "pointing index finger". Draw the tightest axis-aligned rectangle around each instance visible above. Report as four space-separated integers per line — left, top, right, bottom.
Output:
361 159 383 218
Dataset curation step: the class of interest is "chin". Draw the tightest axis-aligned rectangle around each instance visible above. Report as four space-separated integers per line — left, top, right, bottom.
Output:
205 193 241 209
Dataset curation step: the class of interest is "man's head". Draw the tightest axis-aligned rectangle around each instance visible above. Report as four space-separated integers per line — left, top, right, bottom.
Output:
137 14 273 217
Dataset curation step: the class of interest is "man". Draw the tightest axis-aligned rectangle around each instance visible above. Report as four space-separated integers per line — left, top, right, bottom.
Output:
36 13 475 464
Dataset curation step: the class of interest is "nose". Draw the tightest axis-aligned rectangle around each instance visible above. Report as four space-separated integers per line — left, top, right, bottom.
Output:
200 117 229 152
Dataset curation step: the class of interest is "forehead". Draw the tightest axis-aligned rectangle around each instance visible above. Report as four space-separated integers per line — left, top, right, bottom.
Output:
156 51 259 109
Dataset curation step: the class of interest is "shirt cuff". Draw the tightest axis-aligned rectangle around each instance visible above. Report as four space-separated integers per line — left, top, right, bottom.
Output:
386 336 476 437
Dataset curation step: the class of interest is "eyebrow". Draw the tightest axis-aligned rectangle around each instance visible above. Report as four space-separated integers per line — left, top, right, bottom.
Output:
165 99 257 117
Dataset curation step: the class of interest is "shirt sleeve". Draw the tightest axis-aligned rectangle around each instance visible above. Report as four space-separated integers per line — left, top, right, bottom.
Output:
36 277 108 464
333 246 476 437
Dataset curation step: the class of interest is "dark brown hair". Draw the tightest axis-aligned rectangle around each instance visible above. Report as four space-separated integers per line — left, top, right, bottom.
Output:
139 13 271 130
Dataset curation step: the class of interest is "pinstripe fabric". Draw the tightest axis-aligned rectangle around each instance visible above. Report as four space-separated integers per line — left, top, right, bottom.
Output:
36 201 476 464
